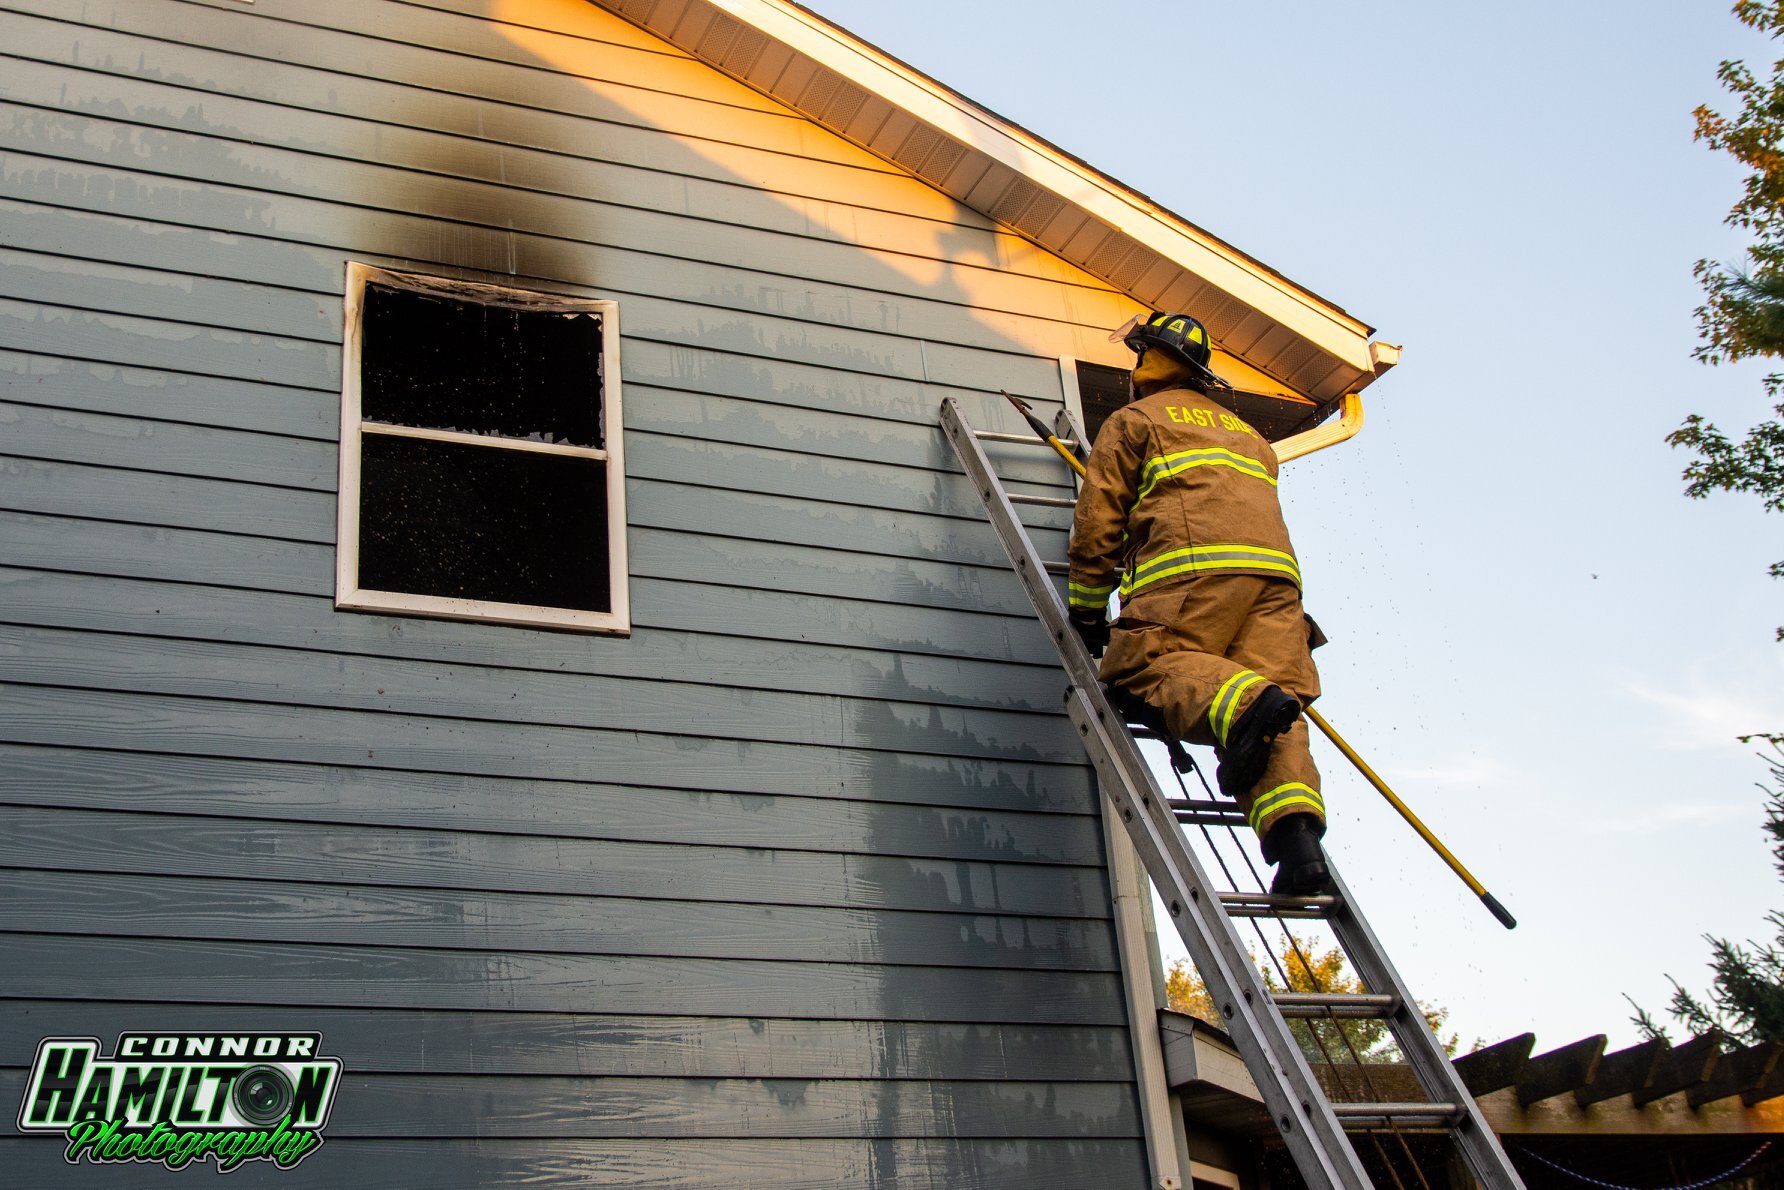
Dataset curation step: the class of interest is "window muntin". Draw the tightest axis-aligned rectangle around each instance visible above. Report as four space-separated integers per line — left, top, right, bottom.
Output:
337 263 629 634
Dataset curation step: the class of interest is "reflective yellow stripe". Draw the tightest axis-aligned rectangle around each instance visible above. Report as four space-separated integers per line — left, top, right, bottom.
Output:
1120 544 1302 595
1248 782 1324 830
1067 580 1116 609
1208 669 1264 745
1134 448 1274 505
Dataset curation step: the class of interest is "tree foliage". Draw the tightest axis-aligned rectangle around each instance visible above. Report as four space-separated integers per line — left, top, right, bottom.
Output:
1633 744 1784 1045
1676 0 1784 632
1166 943 1459 1062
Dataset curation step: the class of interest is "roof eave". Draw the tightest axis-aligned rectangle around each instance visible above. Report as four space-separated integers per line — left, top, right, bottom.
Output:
596 0 1385 400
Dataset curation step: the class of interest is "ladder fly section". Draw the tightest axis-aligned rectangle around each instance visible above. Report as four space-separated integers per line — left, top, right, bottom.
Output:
939 396 1523 1190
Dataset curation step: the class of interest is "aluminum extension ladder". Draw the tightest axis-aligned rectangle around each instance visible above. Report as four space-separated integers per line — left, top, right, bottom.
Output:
939 396 1524 1189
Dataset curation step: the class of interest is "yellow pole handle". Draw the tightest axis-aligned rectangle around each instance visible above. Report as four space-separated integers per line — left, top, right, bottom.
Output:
1049 436 1087 478
1305 707 1517 929
1001 390 1087 478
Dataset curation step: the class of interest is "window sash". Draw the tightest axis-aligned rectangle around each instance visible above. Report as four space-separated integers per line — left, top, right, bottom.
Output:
360 421 610 463
337 262 629 635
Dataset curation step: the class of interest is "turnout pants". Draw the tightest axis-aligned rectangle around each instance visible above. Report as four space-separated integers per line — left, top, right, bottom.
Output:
1098 574 1324 839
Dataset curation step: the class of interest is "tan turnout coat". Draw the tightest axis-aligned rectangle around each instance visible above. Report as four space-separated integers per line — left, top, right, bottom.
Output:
1067 387 1299 612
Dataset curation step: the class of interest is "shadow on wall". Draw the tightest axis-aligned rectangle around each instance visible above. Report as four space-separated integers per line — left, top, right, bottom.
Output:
2 0 1156 1183
470 3 1149 1182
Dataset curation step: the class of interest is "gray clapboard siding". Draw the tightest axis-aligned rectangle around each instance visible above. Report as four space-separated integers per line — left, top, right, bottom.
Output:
0 1138 1151 1189
0 569 1069 713
6 0 1120 270
0 214 1084 471
0 686 1095 815
1 363 1069 521
0 349 340 441
0 168 1093 388
0 322 1070 494
0 870 1118 970
0 510 1065 666
0 439 1055 605
0 193 1083 419
0 617 1080 791
0 294 329 390
0 805 1105 918
0 53 1084 294
0 117 1113 368
0 622 1080 764
0 744 1106 867
0 393 1071 564
0 326 1069 496
1 934 1129 1023
0 0 799 129
0 350 1070 527
0 216 1056 426
0 451 1069 617
0 118 1097 360
1 13 995 228
0 1069 1139 1139
0 0 1155 1179
0 1000 1134 1079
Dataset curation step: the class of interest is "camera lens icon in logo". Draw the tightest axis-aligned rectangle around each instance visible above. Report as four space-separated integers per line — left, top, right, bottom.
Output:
232 1065 295 1126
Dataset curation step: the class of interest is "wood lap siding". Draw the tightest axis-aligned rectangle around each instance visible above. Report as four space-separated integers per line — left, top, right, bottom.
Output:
0 0 1149 1185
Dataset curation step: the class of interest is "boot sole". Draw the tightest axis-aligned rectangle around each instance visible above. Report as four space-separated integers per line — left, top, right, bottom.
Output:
1271 858 1334 897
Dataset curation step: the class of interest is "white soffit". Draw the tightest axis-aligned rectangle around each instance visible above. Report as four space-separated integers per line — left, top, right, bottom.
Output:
596 0 1387 401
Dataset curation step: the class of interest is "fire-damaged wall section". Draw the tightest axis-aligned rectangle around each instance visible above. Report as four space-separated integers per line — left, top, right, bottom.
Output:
0 0 1157 1184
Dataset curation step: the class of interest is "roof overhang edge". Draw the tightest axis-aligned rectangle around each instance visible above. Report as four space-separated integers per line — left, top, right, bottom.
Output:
595 0 1383 397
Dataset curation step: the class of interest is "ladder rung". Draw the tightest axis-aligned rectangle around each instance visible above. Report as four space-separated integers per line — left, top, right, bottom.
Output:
973 430 1080 448
1168 798 1231 815
1331 1102 1462 1130
1170 801 1247 827
1008 493 1076 508
1272 992 1398 1018
1042 560 1068 575
1217 892 1339 919
1176 813 1248 828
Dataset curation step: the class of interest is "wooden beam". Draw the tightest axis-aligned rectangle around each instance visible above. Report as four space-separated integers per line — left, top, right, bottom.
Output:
1454 1032 1534 1097
1477 1085 1784 1137
1631 1034 1720 1106
1517 1035 1606 1107
1695 1041 1781 1108
1575 1038 1665 1108
1745 1044 1784 1108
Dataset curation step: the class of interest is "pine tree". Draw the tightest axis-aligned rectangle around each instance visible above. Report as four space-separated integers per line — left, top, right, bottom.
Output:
1634 744 1784 1044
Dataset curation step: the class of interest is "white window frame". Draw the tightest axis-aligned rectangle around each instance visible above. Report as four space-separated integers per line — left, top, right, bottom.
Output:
336 262 630 634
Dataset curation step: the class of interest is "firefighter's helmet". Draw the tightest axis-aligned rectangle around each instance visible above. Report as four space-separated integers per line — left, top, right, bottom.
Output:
1113 311 1224 389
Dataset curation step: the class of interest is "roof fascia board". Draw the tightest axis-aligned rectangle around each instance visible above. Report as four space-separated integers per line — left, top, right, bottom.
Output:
697 0 1376 375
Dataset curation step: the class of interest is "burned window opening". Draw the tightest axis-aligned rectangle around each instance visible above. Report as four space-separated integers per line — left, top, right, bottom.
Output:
1075 361 1132 449
361 284 605 448
337 264 629 634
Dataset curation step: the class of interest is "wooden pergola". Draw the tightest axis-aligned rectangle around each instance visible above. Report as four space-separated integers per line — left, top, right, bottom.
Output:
1160 1010 1784 1188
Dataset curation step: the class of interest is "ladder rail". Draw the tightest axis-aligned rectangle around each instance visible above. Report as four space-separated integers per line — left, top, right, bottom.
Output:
1324 863 1515 1179
944 395 1527 1190
940 397 1374 1188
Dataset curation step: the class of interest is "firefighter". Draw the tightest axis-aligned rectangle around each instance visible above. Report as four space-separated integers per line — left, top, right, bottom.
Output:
1067 311 1331 895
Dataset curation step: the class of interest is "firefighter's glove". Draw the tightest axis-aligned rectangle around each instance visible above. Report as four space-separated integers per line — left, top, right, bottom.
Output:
1070 609 1110 657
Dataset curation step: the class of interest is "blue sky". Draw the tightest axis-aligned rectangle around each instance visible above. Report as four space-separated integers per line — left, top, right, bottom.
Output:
805 0 1784 1049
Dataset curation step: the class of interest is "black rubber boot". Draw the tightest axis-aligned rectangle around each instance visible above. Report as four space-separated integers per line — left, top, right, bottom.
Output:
1214 684 1301 799
1262 813 1333 896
